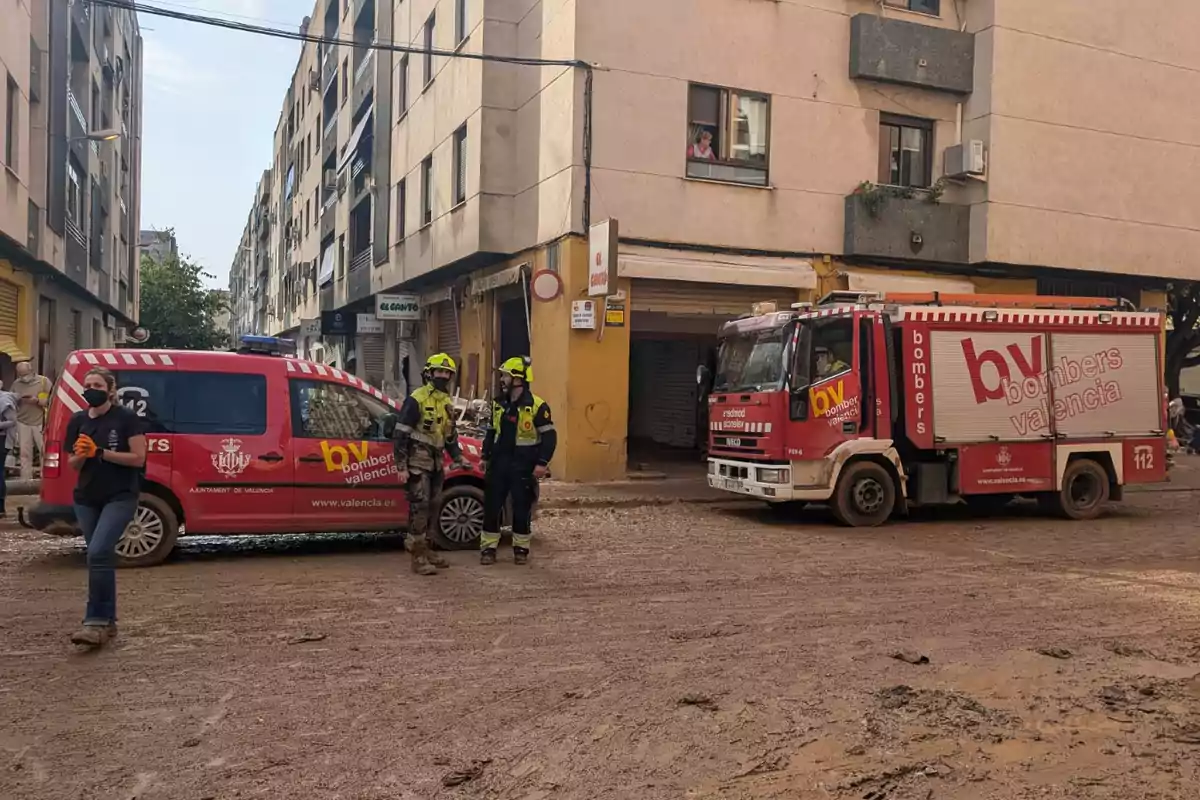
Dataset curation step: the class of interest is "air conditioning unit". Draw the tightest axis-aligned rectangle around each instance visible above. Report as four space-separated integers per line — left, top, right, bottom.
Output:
943 140 987 178
323 169 337 190
113 326 127 344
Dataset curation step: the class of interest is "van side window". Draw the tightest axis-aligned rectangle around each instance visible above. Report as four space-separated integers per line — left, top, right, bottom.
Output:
289 379 393 441
173 373 268 435
114 370 175 434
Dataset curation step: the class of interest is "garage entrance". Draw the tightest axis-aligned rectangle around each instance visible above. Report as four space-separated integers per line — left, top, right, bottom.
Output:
626 280 795 470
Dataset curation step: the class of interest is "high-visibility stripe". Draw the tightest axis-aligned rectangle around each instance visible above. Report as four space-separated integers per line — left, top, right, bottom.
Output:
161 354 174 365
122 353 136 364
140 354 154 365
102 352 118 365
286 360 296 372
536 424 555 433
83 353 99 365
298 362 312 374
56 387 82 413
61 369 85 394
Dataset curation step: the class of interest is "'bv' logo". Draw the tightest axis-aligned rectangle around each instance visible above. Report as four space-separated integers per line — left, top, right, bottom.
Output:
321 440 370 472
962 336 1043 403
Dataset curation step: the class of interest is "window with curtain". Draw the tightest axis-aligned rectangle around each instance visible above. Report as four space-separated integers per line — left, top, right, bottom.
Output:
878 114 933 188
685 83 770 187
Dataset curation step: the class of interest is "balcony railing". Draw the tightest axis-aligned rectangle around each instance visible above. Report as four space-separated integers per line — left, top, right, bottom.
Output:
323 112 338 139
349 248 371 273
68 91 86 130
354 49 374 83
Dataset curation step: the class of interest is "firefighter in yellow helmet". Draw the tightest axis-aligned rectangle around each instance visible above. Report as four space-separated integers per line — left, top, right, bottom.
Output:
480 356 556 565
392 353 468 576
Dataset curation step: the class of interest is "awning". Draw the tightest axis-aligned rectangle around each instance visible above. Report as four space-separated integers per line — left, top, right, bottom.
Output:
337 113 372 174
842 269 975 295
617 246 816 290
470 263 528 295
0 335 30 362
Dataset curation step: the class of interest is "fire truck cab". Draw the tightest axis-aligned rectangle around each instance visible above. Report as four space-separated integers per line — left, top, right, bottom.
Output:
703 292 1168 526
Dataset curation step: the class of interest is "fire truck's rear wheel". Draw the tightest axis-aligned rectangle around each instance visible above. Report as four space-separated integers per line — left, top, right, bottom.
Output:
832 461 896 527
1050 459 1110 520
115 493 180 568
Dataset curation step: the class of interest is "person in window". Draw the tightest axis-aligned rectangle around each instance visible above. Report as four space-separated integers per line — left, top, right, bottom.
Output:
688 129 717 161
66 367 146 649
814 346 849 381
392 353 468 576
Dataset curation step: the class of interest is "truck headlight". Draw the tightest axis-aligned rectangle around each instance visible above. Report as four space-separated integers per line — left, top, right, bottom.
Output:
757 468 790 484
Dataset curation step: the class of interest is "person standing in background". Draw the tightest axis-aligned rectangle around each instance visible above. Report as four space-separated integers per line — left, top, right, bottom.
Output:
0 387 17 517
11 361 50 480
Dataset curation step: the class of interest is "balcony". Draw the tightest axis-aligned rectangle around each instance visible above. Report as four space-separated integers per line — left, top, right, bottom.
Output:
849 14 974 95
322 52 338 91
843 189 970 264
65 218 88 284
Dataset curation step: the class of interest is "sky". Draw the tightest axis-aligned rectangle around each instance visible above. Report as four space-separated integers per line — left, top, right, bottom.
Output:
136 0 304 288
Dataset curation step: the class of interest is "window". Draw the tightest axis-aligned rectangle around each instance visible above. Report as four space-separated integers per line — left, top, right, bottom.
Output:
4 75 17 171
885 0 940 14
423 13 436 86
115 370 175 433
173 373 268 435
878 114 933 188
685 83 770 187
313 188 319 229
452 125 467 206
341 57 349 101
397 56 409 118
67 162 82 220
337 233 345 278
455 0 467 45
91 319 101 348
395 178 406 240
289 379 393 440
420 155 433 226
305 199 311 233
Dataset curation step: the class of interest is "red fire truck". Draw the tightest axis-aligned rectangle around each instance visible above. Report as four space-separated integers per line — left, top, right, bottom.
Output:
702 292 1168 525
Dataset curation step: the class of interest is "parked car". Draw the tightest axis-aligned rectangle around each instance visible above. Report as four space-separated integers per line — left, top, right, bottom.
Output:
20 337 511 566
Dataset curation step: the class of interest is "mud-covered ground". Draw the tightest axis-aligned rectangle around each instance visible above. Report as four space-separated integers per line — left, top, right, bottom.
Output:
3 494 1200 799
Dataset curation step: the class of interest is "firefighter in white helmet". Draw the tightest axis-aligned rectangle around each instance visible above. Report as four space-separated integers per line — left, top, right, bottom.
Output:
392 353 467 576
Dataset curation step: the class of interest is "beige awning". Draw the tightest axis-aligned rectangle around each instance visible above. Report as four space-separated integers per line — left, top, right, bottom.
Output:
0 336 30 362
618 246 816 290
842 270 975 295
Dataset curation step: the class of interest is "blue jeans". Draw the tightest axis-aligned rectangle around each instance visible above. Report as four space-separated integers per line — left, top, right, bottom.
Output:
75 498 138 626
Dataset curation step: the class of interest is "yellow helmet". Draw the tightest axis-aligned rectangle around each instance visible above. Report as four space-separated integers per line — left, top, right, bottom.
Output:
498 355 533 383
424 353 457 374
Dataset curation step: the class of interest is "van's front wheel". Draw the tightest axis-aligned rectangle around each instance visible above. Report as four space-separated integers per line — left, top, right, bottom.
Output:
831 461 896 527
116 493 180 568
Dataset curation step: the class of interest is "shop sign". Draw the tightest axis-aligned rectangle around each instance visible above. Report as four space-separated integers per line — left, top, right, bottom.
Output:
588 219 618 297
320 310 356 337
571 300 597 330
357 314 384 335
300 318 321 337
605 298 626 327
376 294 421 320
471 264 526 295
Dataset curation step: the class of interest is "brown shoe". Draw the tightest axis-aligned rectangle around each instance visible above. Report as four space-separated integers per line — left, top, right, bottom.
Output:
409 539 440 576
425 548 450 569
71 624 117 648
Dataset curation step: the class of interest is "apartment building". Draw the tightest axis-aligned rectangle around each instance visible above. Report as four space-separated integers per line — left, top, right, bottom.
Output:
0 0 142 382
234 0 1195 481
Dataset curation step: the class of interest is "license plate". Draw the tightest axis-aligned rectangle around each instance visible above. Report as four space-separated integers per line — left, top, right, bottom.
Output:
719 478 743 492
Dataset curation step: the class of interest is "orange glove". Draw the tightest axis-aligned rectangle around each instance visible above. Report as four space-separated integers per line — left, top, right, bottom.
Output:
74 434 98 458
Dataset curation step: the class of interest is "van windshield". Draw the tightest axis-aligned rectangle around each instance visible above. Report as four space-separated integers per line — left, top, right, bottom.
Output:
714 328 788 394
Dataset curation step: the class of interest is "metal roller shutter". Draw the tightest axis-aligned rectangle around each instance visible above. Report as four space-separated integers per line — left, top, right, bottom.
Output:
631 280 794 316
360 334 385 386
436 301 460 361
0 281 19 337
631 338 703 448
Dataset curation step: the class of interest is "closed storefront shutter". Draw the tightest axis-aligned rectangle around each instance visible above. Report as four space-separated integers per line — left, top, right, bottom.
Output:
360 333 385 386
631 280 794 317
630 338 703 449
436 301 460 361
0 281 19 337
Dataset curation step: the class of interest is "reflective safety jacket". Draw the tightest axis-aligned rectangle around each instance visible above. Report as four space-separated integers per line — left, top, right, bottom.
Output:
483 388 556 466
392 383 463 473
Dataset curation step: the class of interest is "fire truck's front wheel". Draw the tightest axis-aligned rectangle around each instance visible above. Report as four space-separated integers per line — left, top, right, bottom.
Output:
1049 459 1110 521
832 461 896 528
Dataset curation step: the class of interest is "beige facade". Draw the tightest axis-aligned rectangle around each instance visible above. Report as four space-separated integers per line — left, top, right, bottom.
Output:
233 0 1191 480
0 0 142 383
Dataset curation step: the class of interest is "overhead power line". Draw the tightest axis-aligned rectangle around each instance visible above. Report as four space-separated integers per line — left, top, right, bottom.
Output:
88 0 587 68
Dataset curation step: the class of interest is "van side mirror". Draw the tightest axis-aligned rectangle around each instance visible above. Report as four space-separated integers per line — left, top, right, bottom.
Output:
381 412 398 439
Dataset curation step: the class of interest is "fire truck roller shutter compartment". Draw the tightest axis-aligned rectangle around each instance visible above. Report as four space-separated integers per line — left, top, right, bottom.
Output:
628 280 796 456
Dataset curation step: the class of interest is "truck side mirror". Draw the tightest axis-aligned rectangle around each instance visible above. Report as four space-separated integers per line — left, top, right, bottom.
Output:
696 364 712 388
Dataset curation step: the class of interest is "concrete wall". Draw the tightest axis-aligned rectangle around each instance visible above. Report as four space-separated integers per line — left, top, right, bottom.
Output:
0 2 33 245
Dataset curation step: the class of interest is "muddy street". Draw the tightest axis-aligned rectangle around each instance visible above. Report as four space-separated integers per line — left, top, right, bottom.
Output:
3 493 1200 799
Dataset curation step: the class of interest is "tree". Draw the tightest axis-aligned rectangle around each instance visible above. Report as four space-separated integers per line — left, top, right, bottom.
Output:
138 251 231 351
1166 281 1200 397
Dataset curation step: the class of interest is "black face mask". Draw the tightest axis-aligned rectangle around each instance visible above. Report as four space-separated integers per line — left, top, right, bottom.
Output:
431 377 451 393
83 388 109 408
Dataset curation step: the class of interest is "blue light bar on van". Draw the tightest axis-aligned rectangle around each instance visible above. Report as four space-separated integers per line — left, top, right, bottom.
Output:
238 335 295 356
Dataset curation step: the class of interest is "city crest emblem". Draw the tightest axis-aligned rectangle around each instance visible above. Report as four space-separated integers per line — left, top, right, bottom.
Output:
213 438 252 478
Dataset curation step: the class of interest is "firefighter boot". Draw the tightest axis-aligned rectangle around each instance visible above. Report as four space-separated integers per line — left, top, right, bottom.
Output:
425 547 450 569
409 537 439 576
480 549 497 566
513 547 530 566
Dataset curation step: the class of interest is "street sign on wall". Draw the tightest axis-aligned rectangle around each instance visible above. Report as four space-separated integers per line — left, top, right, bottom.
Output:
588 219 618 297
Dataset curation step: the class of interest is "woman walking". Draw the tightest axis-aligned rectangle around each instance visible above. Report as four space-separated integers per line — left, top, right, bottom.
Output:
67 367 146 649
